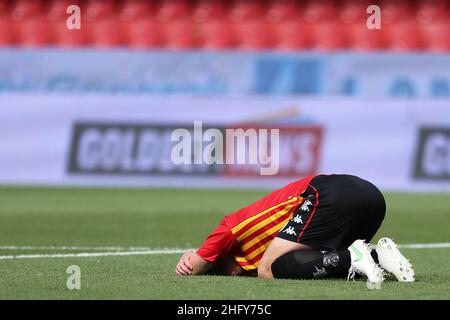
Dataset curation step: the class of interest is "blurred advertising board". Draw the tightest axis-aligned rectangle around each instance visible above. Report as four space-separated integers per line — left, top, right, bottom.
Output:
0 94 449 192
1 50 449 98
67 123 322 178
413 127 450 181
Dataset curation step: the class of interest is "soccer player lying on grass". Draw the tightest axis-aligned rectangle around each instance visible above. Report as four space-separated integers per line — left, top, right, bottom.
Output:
175 174 415 285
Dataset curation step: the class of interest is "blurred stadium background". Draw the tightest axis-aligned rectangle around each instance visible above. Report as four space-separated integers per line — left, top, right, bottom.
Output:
0 0 449 299
1 0 450 51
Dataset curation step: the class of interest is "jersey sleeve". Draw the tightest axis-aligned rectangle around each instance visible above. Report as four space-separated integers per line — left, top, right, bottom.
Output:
196 218 236 263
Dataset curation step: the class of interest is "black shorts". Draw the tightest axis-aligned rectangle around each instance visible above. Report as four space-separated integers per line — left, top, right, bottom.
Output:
276 174 386 250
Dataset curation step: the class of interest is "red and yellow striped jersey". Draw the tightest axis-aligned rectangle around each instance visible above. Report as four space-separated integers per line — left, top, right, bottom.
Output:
196 175 316 271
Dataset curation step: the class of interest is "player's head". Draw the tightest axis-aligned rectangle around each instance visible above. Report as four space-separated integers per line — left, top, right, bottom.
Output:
207 255 248 276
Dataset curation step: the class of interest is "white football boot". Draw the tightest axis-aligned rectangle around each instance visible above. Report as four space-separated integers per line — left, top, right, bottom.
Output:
348 239 384 289
376 237 415 282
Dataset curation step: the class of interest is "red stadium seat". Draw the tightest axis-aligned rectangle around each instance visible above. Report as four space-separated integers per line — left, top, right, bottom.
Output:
156 0 190 22
0 16 16 45
47 0 81 22
229 0 263 23
17 15 52 46
310 20 348 51
339 0 371 24
265 0 300 23
234 18 274 50
347 22 384 51
10 0 45 21
119 0 156 22
302 0 337 23
272 20 312 51
125 17 164 49
197 18 235 50
47 0 84 47
2 0 448 52
380 0 412 25
383 21 424 52
89 17 125 47
0 0 10 16
84 0 117 22
421 21 450 52
416 0 449 24
192 0 226 23
164 19 197 49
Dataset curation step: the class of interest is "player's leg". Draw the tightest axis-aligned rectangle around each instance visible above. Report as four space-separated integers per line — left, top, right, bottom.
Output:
327 174 387 284
329 175 415 282
267 237 352 279
337 174 386 250
257 237 318 279
266 238 383 283
337 176 415 281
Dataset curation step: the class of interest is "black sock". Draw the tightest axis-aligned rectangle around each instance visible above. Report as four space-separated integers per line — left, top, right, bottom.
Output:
271 249 351 280
371 249 379 264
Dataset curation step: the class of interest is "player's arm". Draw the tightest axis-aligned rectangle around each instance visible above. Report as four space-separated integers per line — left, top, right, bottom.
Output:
175 250 213 276
175 218 235 276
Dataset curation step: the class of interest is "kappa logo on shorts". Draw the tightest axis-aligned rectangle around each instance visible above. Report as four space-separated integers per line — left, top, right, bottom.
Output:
293 214 304 224
283 226 297 236
300 199 312 212
313 267 328 278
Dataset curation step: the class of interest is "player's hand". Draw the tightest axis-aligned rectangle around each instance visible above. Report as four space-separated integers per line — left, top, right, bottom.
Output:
175 250 194 276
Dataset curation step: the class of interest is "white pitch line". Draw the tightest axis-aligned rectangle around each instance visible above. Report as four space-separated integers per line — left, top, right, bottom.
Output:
1 242 450 251
0 245 173 251
397 243 450 249
0 243 449 261
0 249 193 260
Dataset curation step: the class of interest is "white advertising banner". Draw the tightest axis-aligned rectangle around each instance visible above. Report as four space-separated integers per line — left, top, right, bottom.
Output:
0 94 449 192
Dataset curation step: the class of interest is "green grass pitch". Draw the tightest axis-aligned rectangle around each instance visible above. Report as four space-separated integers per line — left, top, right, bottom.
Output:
0 186 449 299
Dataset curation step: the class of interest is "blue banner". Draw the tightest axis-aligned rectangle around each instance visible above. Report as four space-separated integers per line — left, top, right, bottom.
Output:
0 49 449 97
